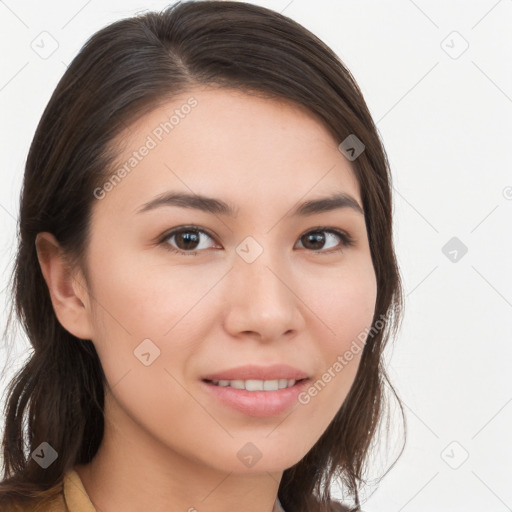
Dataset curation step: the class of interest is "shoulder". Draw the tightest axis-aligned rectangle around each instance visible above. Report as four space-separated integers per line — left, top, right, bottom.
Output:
0 488 65 512
34 491 67 512
31 492 66 512
0 476 66 512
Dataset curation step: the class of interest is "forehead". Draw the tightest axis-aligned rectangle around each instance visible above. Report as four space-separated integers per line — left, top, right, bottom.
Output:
100 87 361 216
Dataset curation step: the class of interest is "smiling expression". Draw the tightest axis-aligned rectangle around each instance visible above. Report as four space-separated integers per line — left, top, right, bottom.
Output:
79 86 377 473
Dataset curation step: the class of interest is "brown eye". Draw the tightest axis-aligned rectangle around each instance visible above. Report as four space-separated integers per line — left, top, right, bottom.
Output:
300 231 327 250
162 227 217 256
296 228 354 254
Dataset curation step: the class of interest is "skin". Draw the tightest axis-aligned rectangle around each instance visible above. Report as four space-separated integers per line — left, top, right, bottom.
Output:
36 86 377 512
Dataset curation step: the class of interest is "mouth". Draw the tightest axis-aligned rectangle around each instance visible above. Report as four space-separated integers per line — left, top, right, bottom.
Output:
202 377 309 391
200 377 311 417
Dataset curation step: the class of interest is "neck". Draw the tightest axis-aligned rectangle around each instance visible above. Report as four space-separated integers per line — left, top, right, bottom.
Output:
75 390 284 512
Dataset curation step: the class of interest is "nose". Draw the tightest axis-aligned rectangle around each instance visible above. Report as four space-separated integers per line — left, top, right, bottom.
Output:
222 246 305 343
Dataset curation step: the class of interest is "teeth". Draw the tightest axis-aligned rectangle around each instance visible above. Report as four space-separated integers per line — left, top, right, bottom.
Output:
210 378 298 391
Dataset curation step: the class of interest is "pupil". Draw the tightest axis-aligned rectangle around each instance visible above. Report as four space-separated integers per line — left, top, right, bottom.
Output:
304 232 324 250
178 231 199 250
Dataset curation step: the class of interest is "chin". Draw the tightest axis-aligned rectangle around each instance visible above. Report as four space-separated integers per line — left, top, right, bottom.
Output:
212 444 308 475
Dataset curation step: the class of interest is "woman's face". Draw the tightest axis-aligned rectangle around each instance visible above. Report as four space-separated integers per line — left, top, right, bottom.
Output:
80 87 377 474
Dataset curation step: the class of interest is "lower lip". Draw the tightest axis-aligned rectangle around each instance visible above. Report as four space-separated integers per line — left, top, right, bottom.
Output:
201 379 310 417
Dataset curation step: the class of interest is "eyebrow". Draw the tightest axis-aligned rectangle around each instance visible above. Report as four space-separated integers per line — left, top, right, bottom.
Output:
135 191 364 217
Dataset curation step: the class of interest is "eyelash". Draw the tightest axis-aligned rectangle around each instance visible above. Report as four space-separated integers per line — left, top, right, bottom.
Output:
158 225 355 257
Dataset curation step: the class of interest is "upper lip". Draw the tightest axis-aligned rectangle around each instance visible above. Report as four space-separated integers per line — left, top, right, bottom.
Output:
202 364 310 381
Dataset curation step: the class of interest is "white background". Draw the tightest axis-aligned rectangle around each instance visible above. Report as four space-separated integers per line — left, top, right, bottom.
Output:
1 1 511 510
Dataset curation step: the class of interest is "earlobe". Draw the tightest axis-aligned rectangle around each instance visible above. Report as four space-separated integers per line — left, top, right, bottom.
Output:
35 232 94 340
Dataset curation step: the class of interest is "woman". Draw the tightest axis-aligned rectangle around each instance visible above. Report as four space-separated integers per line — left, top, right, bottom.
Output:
0 1 405 511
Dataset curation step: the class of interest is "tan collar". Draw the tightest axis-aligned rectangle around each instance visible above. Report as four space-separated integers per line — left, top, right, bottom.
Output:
63 469 96 512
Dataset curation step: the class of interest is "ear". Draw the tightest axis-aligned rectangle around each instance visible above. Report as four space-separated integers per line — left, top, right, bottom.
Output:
35 232 94 341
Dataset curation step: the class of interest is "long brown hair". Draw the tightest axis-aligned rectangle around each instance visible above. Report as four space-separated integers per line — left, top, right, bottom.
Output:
0 2 405 510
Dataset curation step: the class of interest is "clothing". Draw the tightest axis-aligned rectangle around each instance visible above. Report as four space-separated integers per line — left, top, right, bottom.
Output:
36 468 288 512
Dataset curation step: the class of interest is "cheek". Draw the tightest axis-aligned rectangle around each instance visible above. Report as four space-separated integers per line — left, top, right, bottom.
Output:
314 260 377 350
302 261 376 404
85 248 224 385
88 245 201 336
85 253 199 430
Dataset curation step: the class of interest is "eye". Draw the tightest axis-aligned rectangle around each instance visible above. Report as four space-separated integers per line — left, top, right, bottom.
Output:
296 227 355 255
159 225 355 256
160 226 218 256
